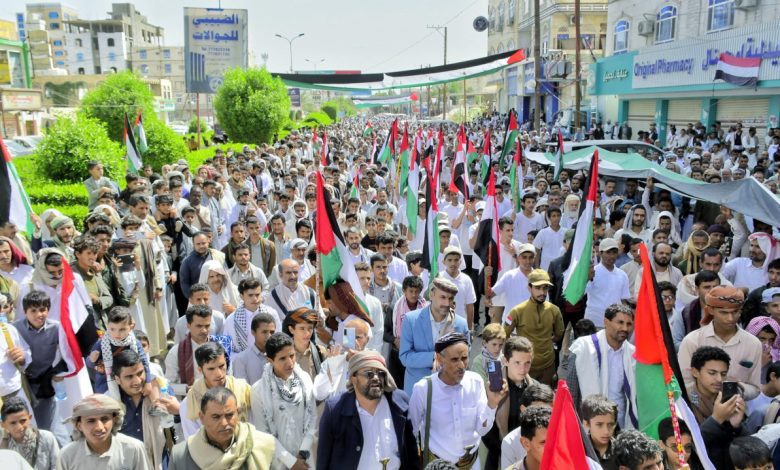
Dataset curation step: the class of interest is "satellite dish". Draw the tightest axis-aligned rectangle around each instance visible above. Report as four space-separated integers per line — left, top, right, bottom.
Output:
473 16 488 32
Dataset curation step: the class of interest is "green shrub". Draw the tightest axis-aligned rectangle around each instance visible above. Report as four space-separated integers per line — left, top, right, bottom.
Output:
188 117 208 134
301 111 332 128
27 182 88 206
80 71 156 143
185 143 249 169
142 117 189 172
321 103 338 121
34 114 125 183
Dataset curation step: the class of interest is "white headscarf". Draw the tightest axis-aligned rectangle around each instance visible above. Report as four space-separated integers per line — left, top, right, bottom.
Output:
650 210 683 246
39 209 64 242
197 259 240 313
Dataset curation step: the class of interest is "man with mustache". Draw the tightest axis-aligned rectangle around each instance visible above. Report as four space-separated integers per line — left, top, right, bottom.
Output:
566 303 638 430
317 350 419 470
409 332 507 468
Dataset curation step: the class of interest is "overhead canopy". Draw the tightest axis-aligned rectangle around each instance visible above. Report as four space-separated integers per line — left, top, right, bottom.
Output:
352 93 416 108
527 146 780 224
273 50 525 91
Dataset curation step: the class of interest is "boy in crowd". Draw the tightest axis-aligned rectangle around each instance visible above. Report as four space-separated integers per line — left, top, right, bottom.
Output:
729 436 772 470
581 394 618 469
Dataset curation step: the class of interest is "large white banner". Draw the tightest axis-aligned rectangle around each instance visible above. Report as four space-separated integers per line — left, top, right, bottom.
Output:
184 8 248 93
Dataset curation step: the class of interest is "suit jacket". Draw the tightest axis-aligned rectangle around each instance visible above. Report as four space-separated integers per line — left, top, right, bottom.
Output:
398 305 469 396
317 390 420 470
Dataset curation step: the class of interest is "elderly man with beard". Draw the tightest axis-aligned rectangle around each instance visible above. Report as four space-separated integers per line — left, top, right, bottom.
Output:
170 387 275 470
409 332 507 468
58 394 149 470
317 350 419 470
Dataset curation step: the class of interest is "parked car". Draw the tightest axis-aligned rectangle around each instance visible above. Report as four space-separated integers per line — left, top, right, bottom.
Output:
168 121 189 135
13 135 43 151
2 139 34 157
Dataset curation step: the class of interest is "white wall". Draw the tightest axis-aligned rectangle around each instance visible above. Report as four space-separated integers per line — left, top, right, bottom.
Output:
96 32 127 73
64 32 95 74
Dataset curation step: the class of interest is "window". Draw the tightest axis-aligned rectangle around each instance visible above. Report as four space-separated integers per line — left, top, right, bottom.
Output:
76 52 84 62
50 23 60 29
708 0 734 31
140 64 149 74
108 52 116 61
107 38 115 47
614 20 629 53
75 38 82 47
53 40 62 46
56 60 65 66
139 49 147 59
48 11 59 19
164 63 172 73
54 50 63 57
163 49 171 59
77 67 85 74
656 5 677 42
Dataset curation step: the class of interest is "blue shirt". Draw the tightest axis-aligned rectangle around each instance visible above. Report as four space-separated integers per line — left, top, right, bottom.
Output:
120 393 144 442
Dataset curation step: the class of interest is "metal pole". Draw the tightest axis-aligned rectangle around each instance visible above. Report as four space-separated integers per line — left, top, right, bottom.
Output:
443 27 448 119
533 0 542 131
574 0 582 131
196 92 201 150
463 78 467 121
288 40 293 73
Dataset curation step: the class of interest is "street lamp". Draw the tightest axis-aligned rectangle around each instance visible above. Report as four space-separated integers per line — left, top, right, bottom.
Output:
275 33 304 73
304 58 325 71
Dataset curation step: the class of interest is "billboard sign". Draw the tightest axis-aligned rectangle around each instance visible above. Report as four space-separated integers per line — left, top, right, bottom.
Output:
287 88 300 107
184 8 248 93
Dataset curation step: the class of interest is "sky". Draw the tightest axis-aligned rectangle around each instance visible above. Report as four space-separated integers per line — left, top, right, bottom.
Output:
4 0 489 73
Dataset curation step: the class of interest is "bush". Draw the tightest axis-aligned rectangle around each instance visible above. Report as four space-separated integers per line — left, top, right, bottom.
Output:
188 117 207 134
34 114 125 183
185 143 249 169
321 103 338 121
214 67 290 144
80 71 156 142
142 117 189 172
27 182 88 206
301 111 332 128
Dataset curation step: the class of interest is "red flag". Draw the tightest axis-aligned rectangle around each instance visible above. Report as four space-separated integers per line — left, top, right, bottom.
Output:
60 262 85 377
540 380 589 470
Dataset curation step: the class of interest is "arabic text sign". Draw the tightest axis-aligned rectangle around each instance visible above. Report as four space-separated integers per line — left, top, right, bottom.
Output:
632 22 780 89
184 7 248 93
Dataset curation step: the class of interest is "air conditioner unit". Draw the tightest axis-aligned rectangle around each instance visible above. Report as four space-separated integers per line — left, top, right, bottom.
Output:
735 0 758 9
569 15 579 26
637 20 655 36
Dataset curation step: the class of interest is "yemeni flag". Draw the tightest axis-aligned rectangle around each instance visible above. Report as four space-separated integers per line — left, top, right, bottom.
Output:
315 171 370 317
449 126 468 198
509 138 525 213
553 129 565 181
134 111 148 153
0 139 34 235
124 113 143 173
421 159 440 281
398 124 411 197
320 133 330 167
540 380 589 470
498 109 519 168
715 53 760 88
561 150 599 304
406 131 421 236
474 167 501 285
633 242 716 469
363 121 373 137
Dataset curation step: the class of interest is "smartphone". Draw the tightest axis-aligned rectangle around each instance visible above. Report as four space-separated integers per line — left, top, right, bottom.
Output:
722 381 741 403
118 254 135 272
487 359 503 392
342 327 356 350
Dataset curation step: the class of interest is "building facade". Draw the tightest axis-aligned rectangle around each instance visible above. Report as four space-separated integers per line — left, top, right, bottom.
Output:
487 0 608 124
591 0 780 145
22 2 79 72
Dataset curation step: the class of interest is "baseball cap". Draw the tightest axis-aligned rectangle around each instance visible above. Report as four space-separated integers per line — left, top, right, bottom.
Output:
599 238 620 252
443 245 462 258
528 269 553 287
517 243 535 256
762 287 780 304
475 201 486 212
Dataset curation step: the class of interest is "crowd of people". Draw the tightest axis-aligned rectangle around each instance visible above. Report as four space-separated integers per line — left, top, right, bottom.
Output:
0 110 779 470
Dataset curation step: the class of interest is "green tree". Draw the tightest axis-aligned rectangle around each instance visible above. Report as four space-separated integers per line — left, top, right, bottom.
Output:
34 114 124 183
188 117 207 134
80 71 156 142
142 117 189 172
320 103 338 121
214 67 290 144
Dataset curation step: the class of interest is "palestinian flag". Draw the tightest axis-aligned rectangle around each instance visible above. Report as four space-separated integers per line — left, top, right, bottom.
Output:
420 159 440 281
124 113 142 173
498 109 519 168
320 133 330 167
509 138 525 213
561 150 598 304
363 121 373 137
553 129 565 181
315 171 370 318
433 129 445 184
369 136 377 164
0 139 34 234
349 172 359 199
480 130 492 193
134 111 148 153
378 118 398 165
633 242 716 468
406 131 421 236
449 126 468 198
474 167 501 285
398 124 411 197
465 139 480 170
540 380 589 469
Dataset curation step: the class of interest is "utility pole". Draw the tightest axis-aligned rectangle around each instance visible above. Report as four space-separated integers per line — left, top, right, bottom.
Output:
427 25 448 118
574 0 582 131
533 0 542 131
275 33 305 73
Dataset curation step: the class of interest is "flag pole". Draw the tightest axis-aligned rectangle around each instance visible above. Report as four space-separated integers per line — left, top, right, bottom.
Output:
666 386 687 468
485 244 492 299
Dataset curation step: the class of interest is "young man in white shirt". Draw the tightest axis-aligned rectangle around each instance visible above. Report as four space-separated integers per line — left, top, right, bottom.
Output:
584 238 631 328
513 194 545 244
440 246 477 330
533 207 564 271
